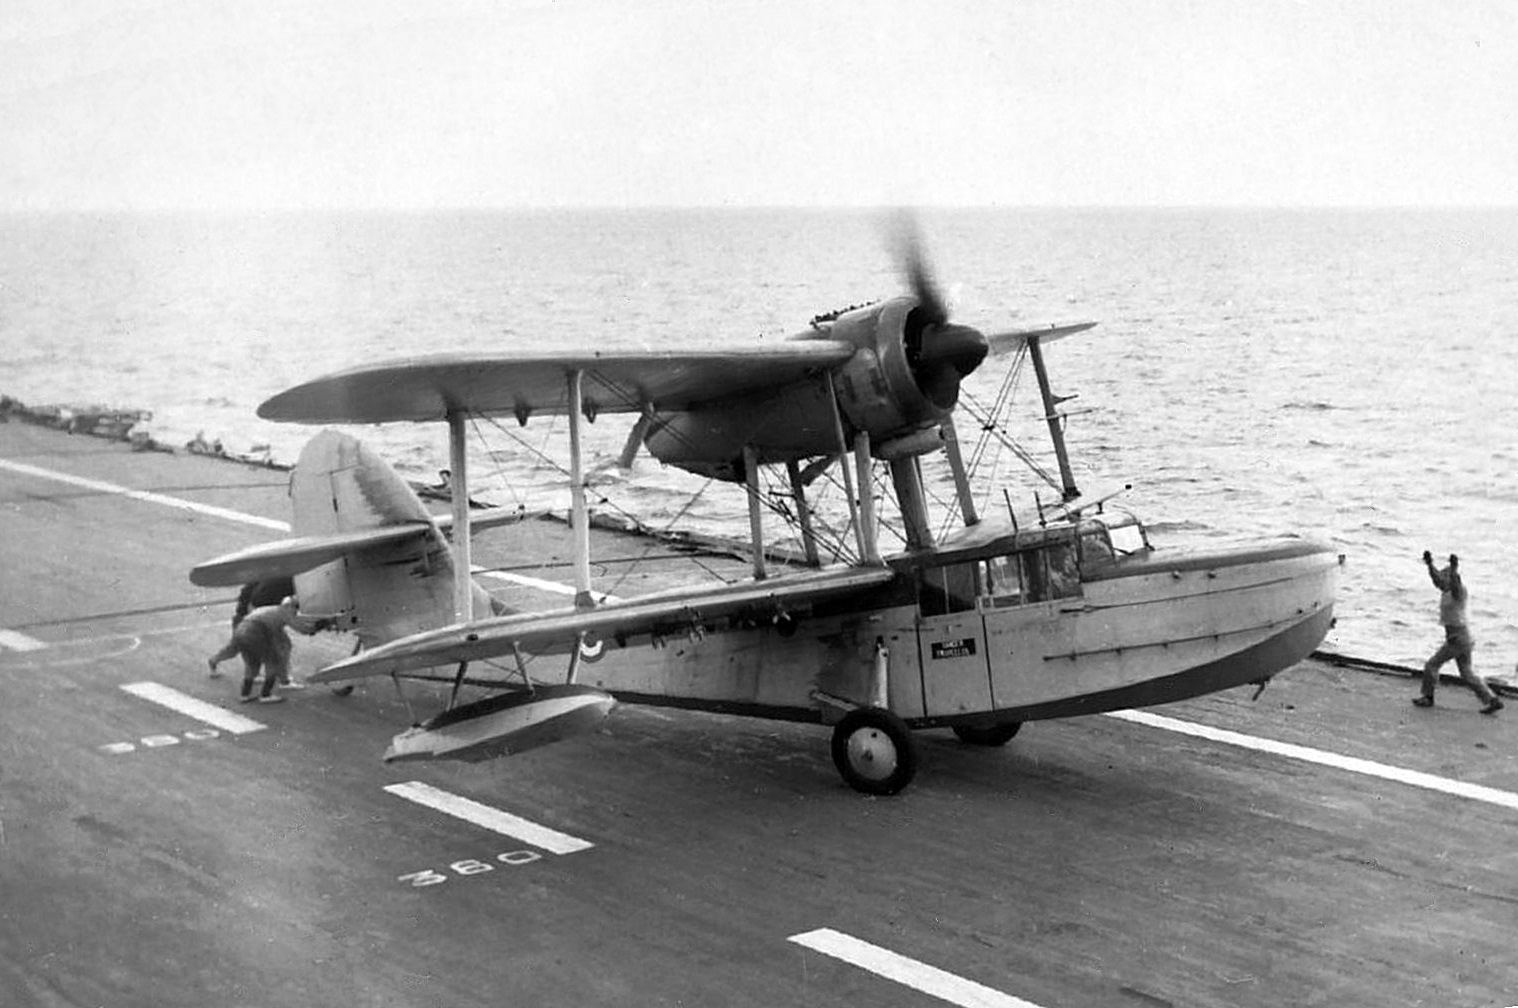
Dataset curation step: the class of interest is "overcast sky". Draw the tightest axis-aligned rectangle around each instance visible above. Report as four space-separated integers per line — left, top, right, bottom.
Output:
3 0 1515 210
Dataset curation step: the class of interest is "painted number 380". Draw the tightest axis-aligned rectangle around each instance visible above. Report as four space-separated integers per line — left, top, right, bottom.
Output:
398 851 542 887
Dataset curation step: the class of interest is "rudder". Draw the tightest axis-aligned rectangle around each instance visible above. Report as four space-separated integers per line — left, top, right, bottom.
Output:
290 431 494 648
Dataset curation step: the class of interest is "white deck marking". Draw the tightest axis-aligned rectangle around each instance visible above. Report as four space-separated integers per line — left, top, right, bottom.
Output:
384 781 594 855
119 682 267 735
0 458 289 531
1107 709 1518 813
0 460 620 603
0 629 47 651
789 928 1046 1008
474 568 620 604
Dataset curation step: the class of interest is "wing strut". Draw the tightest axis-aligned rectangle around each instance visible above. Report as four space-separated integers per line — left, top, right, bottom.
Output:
888 456 932 550
785 459 821 566
743 445 767 580
617 406 654 468
446 410 474 622
853 432 881 564
825 372 868 562
938 415 979 526
1027 335 1080 501
567 370 595 609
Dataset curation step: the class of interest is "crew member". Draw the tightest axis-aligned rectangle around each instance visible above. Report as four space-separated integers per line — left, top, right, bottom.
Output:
1413 551 1503 714
232 576 294 628
208 576 304 689
208 596 316 704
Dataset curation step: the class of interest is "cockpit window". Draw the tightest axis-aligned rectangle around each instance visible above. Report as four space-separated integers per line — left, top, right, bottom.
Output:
1079 528 1115 568
1107 522 1148 556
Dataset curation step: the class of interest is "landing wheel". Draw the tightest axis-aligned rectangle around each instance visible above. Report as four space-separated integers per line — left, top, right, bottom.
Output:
330 684 354 697
952 721 1022 746
830 707 918 795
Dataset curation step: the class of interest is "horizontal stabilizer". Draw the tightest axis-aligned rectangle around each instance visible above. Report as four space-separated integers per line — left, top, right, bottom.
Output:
383 685 615 763
189 524 432 587
432 508 544 536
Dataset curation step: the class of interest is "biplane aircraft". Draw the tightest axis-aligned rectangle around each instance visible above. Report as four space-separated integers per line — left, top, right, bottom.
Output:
192 237 1341 794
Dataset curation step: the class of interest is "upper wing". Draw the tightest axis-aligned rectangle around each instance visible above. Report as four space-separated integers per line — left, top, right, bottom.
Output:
308 564 899 682
259 344 855 425
986 321 1097 356
189 524 434 586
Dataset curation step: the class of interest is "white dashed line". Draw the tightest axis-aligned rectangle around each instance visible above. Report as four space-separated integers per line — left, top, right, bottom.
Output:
0 629 47 651
384 780 594 855
119 681 267 735
1106 709 1518 813
789 928 1046 1008
0 458 290 531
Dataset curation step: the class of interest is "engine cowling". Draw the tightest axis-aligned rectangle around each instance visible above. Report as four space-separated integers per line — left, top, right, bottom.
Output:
642 296 988 481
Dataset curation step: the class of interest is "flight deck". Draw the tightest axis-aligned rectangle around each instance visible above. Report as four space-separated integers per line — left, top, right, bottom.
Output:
1 420 1514 1007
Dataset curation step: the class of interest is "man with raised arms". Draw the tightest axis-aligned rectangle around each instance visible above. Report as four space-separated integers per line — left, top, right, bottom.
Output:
1413 551 1503 714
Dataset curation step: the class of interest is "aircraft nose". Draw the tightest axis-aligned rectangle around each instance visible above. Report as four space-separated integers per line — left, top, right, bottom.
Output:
917 322 989 377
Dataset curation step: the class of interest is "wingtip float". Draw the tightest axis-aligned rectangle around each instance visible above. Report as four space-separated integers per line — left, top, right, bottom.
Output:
383 685 617 764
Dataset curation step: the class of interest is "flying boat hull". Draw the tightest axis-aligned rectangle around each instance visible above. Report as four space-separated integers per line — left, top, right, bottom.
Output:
560 535 1341 728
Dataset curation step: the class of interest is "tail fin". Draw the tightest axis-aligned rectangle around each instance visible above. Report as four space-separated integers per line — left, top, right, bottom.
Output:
290 431 497 648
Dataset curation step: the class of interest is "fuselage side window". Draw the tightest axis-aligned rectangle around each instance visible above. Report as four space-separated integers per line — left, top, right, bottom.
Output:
986 554 1023 606
919 561 980 616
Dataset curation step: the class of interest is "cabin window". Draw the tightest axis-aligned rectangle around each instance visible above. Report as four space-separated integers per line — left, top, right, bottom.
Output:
985 541 1082 607
1043 542 1080 598
985 554 1024 606
919 562 980 616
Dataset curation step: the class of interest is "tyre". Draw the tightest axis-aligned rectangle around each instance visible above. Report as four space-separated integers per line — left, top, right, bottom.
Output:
952 721 1022 746
830 707 918 795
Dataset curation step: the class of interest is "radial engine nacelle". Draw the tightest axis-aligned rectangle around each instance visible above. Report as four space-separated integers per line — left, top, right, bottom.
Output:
643 296 987 481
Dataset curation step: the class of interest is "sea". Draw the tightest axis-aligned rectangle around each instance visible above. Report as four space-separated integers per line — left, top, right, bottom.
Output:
3 207 1515 672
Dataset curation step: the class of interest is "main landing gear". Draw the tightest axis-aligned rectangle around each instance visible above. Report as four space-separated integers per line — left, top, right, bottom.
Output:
830 707 918 795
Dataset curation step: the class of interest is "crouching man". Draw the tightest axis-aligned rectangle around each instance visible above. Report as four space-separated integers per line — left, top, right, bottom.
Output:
208 596 319 704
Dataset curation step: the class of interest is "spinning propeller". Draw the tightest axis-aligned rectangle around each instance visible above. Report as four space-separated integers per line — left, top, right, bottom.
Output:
894 218 989 409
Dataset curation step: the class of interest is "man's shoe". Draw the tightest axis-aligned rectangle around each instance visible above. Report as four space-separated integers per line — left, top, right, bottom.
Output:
258 695 286 704
1481 698 1504 715
1412 696 1434 708
238 694 257 703
278 680 307 690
